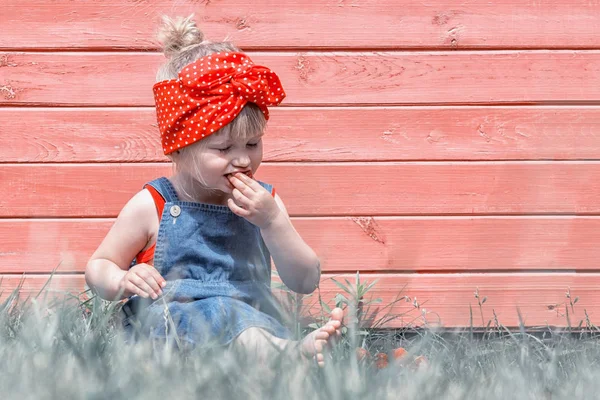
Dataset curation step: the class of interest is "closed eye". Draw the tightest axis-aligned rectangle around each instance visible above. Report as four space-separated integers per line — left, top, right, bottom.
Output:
217 146 232 153
248 138 262 148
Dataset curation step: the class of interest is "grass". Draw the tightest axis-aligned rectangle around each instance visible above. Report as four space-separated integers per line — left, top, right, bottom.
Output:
2 276 600 399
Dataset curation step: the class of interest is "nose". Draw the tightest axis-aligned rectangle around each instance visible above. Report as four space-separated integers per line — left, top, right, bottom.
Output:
232 152 251 168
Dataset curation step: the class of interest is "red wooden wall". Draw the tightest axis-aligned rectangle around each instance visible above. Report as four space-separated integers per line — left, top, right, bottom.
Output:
2 0 600 328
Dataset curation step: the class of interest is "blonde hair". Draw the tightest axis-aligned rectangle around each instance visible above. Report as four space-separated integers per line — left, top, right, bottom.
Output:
155 14 267 194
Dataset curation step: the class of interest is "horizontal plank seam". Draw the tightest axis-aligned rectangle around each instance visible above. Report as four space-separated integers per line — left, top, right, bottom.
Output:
3 213 600 219
5 101 600 108
324 269 588 274
3 215 600 222
4 49 600 55
4 105 600 111
9 46 600 53
0 269 600 279
5 161 600 166
4 158 600 165
4 271 600 276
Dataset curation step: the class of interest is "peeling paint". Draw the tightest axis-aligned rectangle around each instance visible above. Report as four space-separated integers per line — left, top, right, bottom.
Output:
235 17 250 30
381 126 409 145
0 54 18 68
477 124 492 142
426 130 445 143
295 55 313 82
432 13 451 26
0 83 17 100
446 26 463 48
337 0 360 7
516 129 530 138
351 217 386 245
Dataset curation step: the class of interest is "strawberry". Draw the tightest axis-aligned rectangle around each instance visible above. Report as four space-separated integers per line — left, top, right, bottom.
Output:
374 352 389 369
393 347 408 360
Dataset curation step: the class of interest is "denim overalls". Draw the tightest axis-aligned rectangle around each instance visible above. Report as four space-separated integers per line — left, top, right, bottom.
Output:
122 177 292 348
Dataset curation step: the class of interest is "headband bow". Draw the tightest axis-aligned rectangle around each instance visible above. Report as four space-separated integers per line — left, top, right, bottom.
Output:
153 52 286 155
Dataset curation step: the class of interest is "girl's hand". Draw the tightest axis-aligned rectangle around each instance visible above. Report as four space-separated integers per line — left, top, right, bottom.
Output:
227 172 281 229
118 263 166 300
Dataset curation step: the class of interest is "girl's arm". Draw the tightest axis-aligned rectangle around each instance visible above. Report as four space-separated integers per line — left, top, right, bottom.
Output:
259 194 321 294
227 173 321 294
85 190 165 301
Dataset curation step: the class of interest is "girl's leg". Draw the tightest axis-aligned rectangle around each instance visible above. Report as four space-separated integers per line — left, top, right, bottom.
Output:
231 327 288 359
230 308 343 368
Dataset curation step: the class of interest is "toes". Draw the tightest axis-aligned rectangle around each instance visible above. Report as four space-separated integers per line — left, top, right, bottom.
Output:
315 330 330 341
321 324 336 335
314 339 324 353
315 345 325 368
329 320 342 329
316 353 325 368
323 318 342 333
331 307 344 322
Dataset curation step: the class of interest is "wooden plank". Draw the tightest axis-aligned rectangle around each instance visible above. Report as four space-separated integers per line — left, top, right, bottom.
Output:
3 106 600 163
2 1 600 50
4 273 600 328
2 217 600 274
3 162 600 217
314 273 600 328
3 52 600 106
0 275 87 303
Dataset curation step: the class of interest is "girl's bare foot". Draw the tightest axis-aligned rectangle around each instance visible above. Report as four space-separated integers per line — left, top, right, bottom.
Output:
301 307 343 367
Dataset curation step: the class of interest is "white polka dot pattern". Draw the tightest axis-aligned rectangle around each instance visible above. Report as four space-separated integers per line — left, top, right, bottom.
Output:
152 52 287 155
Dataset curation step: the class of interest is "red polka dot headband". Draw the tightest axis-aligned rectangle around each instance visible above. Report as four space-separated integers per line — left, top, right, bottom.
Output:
153 52 286 155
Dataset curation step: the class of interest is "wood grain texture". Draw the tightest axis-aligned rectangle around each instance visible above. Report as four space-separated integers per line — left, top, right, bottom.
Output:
3 52 600 106
0 275 87 303
3 0 598 331
2 217 600 274
3 106 600 163
3 162 600 217
314 273 600 328
3 273 599 328
2 0 600 50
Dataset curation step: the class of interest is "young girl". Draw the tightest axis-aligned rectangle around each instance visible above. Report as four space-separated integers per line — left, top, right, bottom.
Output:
85 15 342 367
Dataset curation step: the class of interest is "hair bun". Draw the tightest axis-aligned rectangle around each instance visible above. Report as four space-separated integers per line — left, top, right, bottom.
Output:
157 14 205 58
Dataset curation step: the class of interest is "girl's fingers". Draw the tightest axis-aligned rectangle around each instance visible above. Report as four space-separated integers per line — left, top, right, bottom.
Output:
231 188 251 207
227 198 250 217
130 274 158 299
144 265 167 290
229 175 254 197
235 172 262 191
125 281 148 299
136 269 162 294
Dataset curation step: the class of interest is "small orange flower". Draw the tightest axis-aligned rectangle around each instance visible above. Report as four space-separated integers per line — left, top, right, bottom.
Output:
393 347 408 360
356 347 371 363
413 355 429 370
374 352 388 369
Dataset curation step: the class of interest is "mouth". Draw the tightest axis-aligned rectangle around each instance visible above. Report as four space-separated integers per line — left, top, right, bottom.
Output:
225 170 253 179
225 171 253 189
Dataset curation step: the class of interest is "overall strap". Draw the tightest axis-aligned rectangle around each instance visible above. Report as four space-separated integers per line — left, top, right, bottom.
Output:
145 177 180 203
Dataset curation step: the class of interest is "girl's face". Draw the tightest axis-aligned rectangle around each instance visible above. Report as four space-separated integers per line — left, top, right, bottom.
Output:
189 130 264 193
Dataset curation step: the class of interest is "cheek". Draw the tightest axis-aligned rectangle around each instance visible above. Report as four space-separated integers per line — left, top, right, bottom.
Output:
202 155 228 174
252 147 263 164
